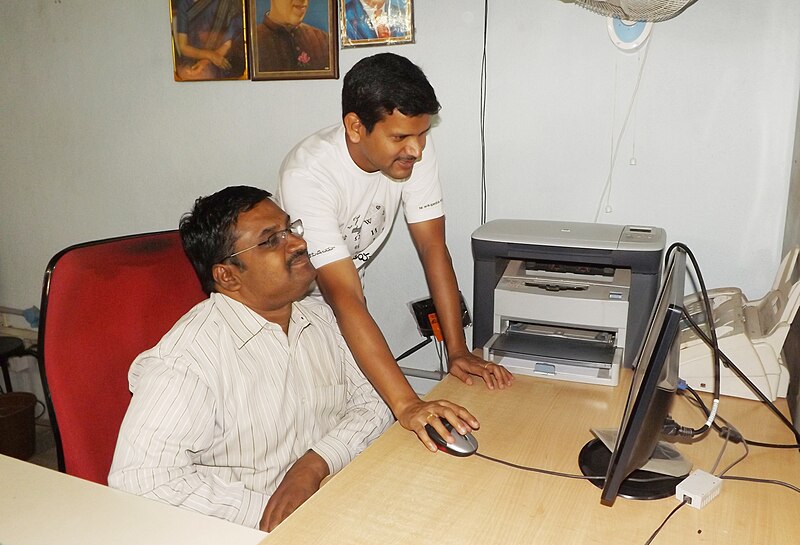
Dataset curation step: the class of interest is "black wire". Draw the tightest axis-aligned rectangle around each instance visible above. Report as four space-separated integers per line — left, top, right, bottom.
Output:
682 385 799 449
475 451 602 480
682 313 800 446
395 337 433 362
643 499 689 545
475 451 680 485
665 242 718 437
479 0 488 225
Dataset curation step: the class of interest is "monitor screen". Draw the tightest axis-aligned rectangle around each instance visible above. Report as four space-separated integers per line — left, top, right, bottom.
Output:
578 246 688 505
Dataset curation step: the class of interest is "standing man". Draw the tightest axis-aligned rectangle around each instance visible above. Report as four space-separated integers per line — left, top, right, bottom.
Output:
109 186 392 532
278 53 513 452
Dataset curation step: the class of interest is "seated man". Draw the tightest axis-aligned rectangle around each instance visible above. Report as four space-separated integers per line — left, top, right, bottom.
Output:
108 186 392 532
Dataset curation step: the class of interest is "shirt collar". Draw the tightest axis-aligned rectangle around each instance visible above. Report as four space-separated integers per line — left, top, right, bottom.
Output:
262 11 299 33
212 292 313 349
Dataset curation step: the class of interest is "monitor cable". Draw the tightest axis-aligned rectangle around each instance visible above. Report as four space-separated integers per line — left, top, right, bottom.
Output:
681 382 799 449
661 242 720 437
681 313 800 447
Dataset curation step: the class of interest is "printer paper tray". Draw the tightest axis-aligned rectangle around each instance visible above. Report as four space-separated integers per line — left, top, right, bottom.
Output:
488 330 615 369
483 330 621 386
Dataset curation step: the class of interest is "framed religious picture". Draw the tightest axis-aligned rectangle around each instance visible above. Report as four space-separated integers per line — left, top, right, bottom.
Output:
248 0 339 81
169 0 249 81
339 0 414 48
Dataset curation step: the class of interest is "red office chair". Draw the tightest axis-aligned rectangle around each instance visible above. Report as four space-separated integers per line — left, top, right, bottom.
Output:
38 231 207 484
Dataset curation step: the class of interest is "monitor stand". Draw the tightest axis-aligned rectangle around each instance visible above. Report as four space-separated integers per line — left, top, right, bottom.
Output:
578 438 689 500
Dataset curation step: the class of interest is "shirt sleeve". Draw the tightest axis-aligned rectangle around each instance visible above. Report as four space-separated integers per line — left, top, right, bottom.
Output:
279 162 353 270
108 355 267 529
401 135 444 224
305 307 394 475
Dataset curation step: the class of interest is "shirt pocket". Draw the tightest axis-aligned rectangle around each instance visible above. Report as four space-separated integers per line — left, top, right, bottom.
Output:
310 383 347 423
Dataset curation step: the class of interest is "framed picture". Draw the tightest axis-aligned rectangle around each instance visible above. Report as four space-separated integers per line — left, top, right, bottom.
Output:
169 0 249 82
340 0 415 48
248 0 339 81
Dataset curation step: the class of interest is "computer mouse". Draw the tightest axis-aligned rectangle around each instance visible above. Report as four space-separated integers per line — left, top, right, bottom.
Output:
425 419 478 457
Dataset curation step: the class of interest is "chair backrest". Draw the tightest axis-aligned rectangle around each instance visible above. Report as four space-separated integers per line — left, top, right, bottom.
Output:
38 231 207 484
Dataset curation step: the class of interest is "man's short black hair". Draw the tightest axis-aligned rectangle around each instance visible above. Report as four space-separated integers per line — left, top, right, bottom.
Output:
342 53 441 132
179 185 272 294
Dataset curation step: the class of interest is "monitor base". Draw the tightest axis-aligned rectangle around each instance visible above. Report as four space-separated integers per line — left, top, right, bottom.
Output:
578 438 687 500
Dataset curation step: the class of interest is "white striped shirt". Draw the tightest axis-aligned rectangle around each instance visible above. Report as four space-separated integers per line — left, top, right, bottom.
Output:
108 292 392 529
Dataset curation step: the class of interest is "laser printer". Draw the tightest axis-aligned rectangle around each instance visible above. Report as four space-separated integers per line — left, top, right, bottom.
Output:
472 219 665 386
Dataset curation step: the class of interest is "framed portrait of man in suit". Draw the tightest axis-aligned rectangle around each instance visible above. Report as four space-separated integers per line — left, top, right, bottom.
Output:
248 0 339 80
340 0 414 48
169 0 249 81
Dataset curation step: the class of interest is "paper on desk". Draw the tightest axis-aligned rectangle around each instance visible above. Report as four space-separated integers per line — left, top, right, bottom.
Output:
592 428 692 478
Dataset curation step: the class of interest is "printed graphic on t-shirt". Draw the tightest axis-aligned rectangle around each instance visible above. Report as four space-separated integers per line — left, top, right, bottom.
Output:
343 204 386 258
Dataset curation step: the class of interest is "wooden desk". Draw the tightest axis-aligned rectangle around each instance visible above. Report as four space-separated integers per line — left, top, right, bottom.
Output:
267 372 800 544
0 454 266 545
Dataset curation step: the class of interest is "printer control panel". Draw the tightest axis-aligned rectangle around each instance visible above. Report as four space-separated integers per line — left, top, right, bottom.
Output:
618 226 665 251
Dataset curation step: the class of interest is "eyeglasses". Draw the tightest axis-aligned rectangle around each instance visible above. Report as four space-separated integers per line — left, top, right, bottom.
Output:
224 219 304 261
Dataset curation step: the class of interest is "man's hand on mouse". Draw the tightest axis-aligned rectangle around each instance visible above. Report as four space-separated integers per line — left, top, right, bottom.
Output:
447 351 514 390
395 398 478 452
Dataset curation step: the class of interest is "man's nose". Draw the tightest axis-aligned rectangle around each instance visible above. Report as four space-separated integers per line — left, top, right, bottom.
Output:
405 136 425 157
286 230 306 252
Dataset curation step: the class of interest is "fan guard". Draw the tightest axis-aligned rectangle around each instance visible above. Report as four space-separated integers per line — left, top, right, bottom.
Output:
571 0 699 22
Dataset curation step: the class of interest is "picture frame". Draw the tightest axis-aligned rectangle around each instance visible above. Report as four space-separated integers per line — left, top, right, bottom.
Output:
248 0 339 81
169 0 249 82
340 0 415 48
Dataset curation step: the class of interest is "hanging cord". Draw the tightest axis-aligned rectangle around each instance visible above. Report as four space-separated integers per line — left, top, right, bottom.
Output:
594 33 653 221
479 0 489 225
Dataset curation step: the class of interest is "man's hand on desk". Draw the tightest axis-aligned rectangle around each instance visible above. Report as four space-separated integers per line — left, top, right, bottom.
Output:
260 450 330 533
395 398 479 452
447 351 514 390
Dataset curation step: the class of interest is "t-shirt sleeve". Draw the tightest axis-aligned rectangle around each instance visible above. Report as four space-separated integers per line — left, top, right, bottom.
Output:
401 135 444 224
278 164 352 269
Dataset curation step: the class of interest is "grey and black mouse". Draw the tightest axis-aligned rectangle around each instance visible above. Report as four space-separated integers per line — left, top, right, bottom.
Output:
425 419 478 457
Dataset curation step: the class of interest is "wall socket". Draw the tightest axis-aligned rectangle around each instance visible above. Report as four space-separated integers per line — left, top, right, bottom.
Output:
409 293 471 339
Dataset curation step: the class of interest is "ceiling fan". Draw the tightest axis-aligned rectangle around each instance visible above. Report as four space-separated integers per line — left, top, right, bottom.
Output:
564 0 700 22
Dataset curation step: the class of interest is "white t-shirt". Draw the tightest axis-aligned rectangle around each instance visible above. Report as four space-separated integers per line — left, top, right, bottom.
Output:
277 124 444 271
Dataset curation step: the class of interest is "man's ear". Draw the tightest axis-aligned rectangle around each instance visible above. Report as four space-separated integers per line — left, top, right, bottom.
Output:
212 262 242 293
343 113 364 144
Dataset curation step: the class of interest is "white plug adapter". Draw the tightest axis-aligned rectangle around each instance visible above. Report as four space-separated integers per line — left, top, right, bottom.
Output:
675 470 722 509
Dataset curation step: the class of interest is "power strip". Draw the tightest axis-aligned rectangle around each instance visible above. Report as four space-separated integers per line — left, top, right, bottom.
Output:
675 470 722 509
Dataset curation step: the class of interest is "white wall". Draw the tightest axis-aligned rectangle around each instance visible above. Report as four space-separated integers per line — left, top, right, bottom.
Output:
2 1 799 382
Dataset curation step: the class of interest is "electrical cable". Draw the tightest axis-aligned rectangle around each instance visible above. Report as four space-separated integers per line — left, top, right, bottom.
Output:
395 337 433 362
662 243 720 437
709 427 731 475
681 384 799 449
643 499 688 545
475 452 603 481
475 452 680 485
479 0 489 225
434 337 445 375
682 313 800 446
719 475 800 494
717 435 749 478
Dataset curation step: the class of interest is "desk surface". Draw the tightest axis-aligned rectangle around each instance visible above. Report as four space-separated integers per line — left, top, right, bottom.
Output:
267 372 800 544
0 454 266 545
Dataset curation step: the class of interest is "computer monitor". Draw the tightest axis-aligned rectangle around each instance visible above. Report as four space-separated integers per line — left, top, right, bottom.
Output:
578 246 688 505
